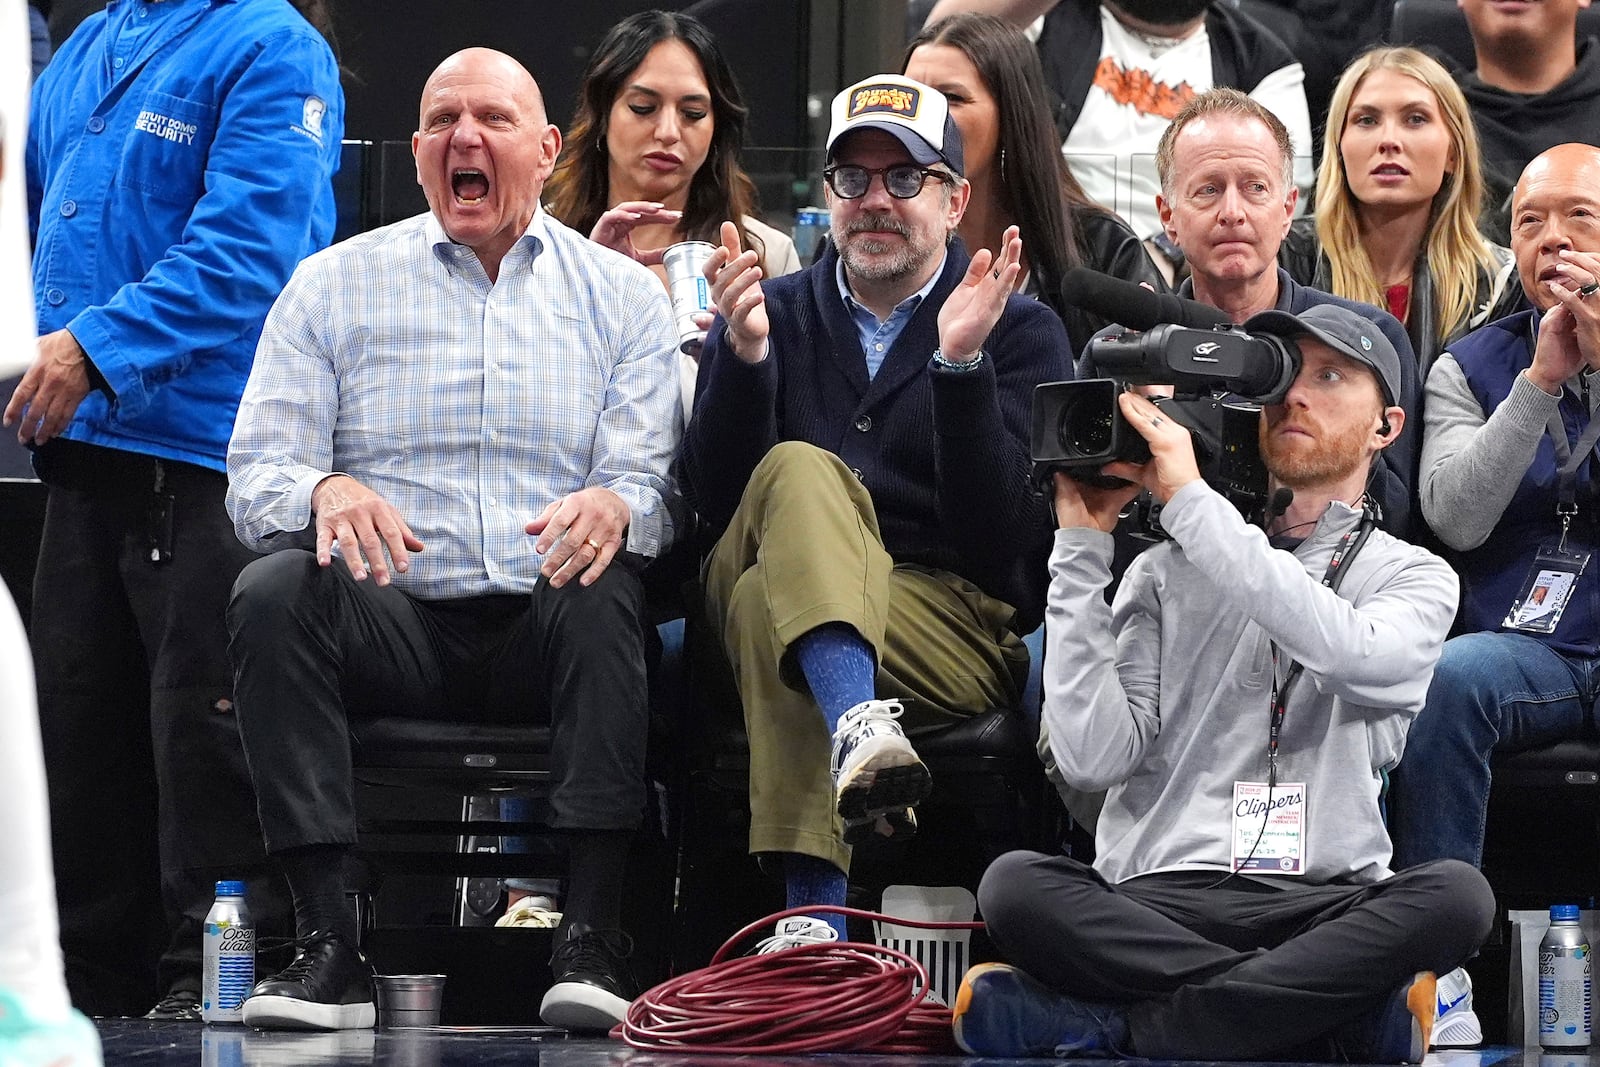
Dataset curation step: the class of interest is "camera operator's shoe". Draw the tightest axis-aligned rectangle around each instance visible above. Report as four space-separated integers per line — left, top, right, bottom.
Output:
240 932 375 1031
0 989 102 1067
754 916 840 954
540 925 636 1031
952 962 1130 1057
1337 971 1435 1064
830 700 930 832
1433 967 1482 1048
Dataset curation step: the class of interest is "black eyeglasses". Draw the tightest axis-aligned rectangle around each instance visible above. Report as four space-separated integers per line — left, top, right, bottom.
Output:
823 163 952 200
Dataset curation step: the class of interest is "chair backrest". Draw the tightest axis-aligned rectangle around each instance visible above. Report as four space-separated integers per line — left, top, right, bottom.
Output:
1389 0 1600 69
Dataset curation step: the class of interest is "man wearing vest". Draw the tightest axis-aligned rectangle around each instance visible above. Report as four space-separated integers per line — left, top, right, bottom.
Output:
1388 143 1600 881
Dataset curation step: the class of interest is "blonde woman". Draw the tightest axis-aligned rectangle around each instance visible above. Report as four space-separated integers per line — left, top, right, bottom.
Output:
1280 46 1523 376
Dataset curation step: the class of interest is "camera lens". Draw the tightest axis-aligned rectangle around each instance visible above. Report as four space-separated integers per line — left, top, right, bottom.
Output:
1057 389 1115 459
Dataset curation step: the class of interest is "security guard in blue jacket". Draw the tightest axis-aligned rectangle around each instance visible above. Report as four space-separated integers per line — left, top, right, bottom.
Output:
4 0 343 1020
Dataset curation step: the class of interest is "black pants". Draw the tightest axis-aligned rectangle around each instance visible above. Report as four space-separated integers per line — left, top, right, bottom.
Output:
30 440 283 1015
227 549 650 855
978 851 1495 1060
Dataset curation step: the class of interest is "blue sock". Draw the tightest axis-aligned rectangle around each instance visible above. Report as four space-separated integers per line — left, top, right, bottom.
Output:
792 623 876 734
783 853 850 941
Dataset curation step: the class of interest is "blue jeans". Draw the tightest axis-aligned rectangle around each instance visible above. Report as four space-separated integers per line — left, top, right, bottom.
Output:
1388 631 1600 869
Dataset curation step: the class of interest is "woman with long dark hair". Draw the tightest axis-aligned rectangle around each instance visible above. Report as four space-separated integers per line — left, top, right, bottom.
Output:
545 10 798 409
546 10 797 284
903 12 1166 356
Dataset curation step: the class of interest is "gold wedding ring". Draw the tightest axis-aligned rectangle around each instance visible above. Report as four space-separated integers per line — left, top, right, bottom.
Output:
585 538 602 550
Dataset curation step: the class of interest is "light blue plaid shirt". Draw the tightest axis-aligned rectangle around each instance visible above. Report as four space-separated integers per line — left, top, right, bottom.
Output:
226 207 682 599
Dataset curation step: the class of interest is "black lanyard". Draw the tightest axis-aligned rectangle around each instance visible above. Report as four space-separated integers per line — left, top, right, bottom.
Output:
1545 389 1600 549
1265 501 1378 786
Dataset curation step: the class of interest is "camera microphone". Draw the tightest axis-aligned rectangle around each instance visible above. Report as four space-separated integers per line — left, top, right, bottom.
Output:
1061 268 1235 332
1267 487 1294 518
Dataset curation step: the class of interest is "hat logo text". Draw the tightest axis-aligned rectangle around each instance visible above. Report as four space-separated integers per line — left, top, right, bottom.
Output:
849 86 920 119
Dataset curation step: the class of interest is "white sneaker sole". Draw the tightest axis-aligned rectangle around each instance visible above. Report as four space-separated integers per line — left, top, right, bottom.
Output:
539 981 630 1031
836 734 930 822
241 995 375 1031
1433 1009 1483 1048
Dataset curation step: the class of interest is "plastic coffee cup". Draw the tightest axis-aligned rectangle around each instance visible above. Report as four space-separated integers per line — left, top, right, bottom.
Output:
374 974 446 1027
664 240 715 356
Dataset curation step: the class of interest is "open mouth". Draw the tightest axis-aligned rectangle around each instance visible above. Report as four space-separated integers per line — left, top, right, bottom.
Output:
1373 164 1409 177
451 169 489 205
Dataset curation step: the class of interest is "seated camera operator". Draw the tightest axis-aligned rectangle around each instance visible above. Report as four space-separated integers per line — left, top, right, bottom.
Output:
952 303 1493 1062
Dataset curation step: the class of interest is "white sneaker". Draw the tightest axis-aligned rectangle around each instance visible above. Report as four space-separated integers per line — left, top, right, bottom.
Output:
830 700 930 832
495 894 562 929
1432 967 1483 1048
0 988 103 1067
754 916 840 954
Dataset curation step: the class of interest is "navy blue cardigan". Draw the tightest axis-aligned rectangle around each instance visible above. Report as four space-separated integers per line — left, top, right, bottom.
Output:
683 240 1074 632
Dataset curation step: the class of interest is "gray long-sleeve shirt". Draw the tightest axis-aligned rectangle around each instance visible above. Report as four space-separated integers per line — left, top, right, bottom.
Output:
1042 480 1459 885
1421 352 1567 552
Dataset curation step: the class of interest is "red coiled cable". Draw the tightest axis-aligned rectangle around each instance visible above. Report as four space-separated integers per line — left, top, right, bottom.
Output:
617 905 983 1054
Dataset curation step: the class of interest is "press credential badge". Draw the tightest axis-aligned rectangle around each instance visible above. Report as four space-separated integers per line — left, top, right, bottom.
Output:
1232 781 1306 875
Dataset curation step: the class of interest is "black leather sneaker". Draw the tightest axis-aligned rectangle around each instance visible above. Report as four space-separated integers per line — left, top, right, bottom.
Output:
144 986 202 1022
538 925 636 1031
240 932 375 1031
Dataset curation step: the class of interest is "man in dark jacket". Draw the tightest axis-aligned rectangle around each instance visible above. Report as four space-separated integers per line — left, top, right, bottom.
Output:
681 74 1071 947
1454 0 1600 242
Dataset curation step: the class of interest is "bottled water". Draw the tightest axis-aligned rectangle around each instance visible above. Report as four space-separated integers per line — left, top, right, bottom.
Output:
1540 904 1591 1049
202 880 255 1024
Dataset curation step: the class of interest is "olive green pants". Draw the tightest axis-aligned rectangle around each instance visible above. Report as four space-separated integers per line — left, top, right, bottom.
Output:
703 442 1028 871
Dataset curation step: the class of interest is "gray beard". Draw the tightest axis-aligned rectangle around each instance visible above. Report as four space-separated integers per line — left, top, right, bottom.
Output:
839 237 925 281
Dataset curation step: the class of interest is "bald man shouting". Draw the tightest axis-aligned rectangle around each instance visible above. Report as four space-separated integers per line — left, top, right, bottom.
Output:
225 48 682 1032
1389 143 1600 888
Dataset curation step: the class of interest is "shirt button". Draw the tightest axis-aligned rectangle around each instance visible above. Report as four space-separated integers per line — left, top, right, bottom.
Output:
46 288 65 306
874 343 884 351
87 116 105 133
487 429 498 441
60 200 77 218
113 55 125 68
488 498 498 508
854 416 871 432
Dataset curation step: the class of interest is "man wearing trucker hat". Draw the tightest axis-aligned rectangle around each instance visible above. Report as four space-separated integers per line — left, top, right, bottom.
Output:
680 73 1071 947
956 303 1492 1063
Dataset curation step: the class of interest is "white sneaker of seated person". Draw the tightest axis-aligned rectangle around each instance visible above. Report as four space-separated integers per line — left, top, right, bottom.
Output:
495 894 562 929
1432 967 1482 1048
755 916 840 954
829 700 930 843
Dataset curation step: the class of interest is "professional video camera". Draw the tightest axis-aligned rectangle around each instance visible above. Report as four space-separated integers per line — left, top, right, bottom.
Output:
1030 270 1303 526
